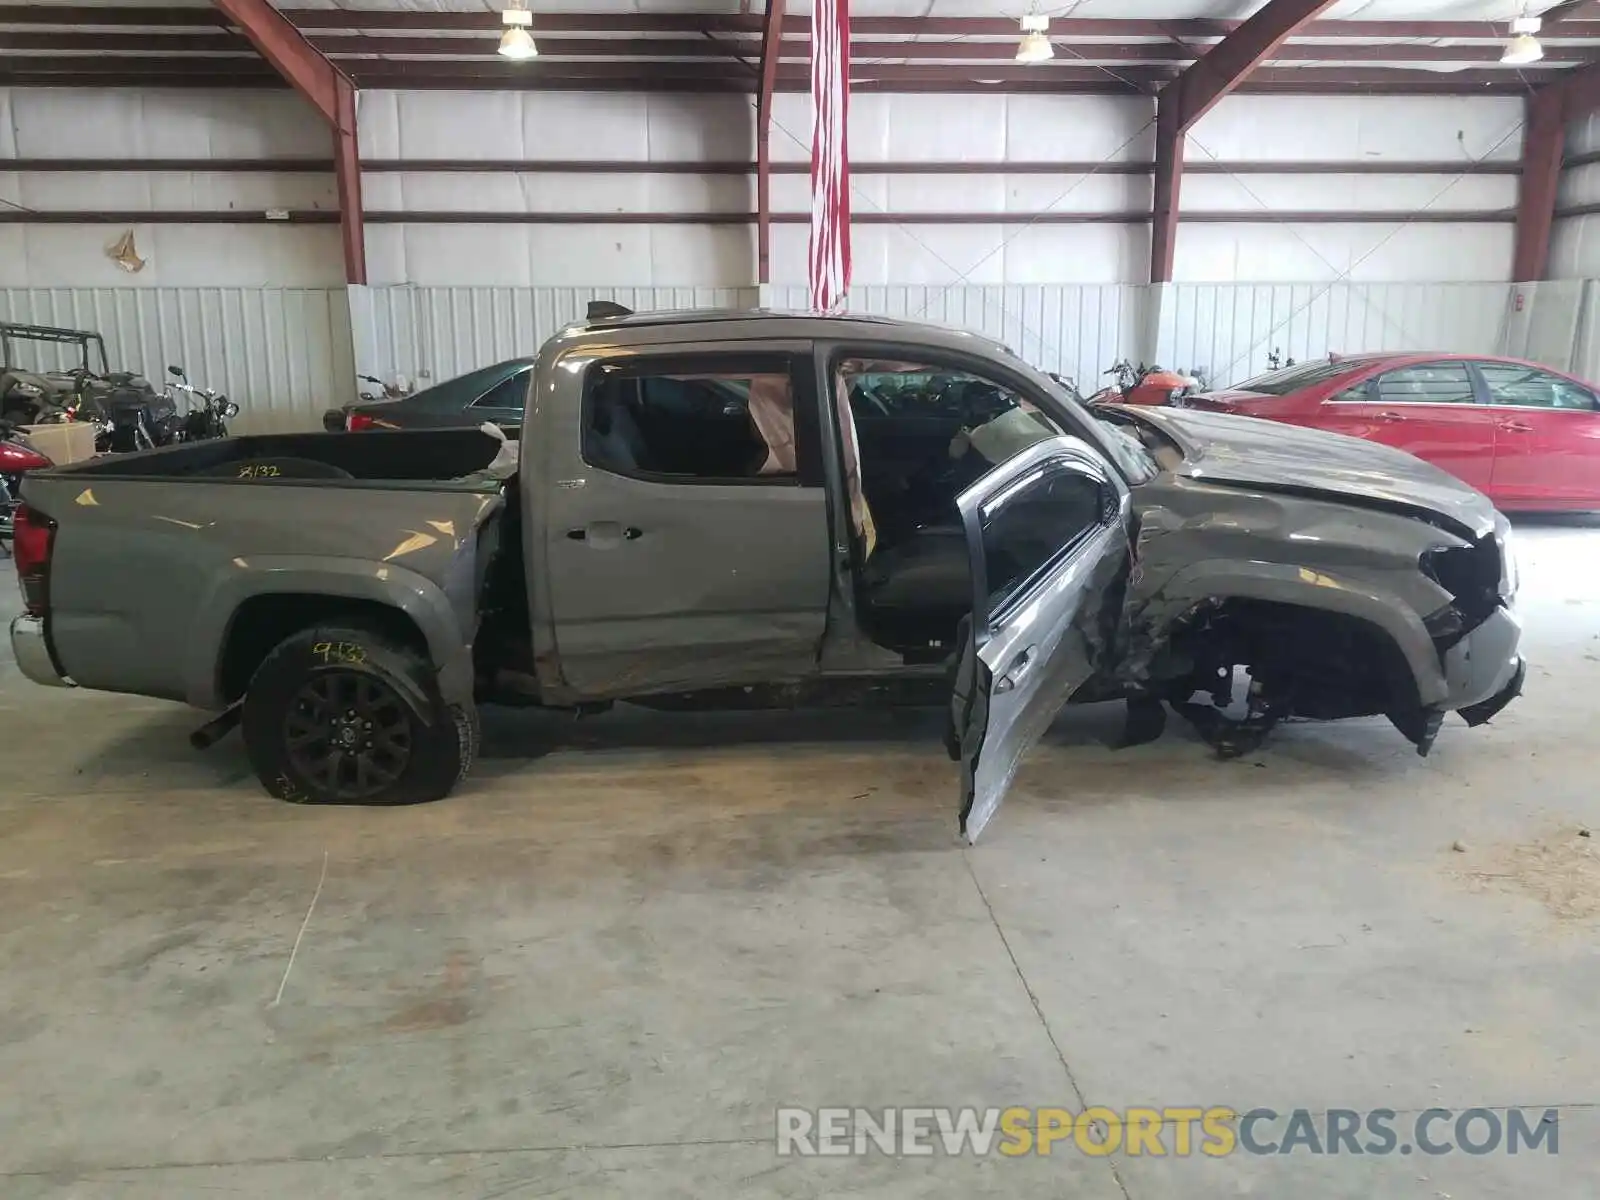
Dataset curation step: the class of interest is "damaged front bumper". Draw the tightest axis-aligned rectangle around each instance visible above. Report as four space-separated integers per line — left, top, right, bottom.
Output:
1458 652 1525 727
1442 603 1524 721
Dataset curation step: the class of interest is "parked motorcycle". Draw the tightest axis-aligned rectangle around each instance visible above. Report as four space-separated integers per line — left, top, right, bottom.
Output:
0 419 52 552
1086 359 1202 407
167 365 239 442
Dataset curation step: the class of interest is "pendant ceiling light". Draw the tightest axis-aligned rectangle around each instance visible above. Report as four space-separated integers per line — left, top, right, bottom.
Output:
1501 13 1542 65
499 2 537 60
1016 13 1053 64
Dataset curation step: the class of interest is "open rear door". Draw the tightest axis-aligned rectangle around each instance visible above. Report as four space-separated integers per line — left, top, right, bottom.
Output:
948 437 1131 842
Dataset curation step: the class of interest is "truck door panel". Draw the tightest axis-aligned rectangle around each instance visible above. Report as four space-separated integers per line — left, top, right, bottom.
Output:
543 350 831 698
947 437 1131 842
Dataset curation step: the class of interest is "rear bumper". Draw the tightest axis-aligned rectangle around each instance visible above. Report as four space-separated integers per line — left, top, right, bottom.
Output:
9 614 74 688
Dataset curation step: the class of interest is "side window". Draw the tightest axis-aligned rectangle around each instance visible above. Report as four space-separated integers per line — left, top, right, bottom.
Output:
1373 363 1476 405
1478 363 1598 411
583 356 797 483
980 463 1108 617
1328 382 1370 403
472 369 529 413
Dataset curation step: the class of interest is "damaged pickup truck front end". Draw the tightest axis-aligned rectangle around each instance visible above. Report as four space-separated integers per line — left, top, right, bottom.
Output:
1099 405 1524 758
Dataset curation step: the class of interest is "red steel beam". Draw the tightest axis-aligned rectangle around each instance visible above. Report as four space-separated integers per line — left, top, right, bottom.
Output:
1149 95 1185 290
210 0 365 283
1513 61 1600 282
1150 0 1341 283
1513 90 1565 282
756 0 786 286
332 75 366 285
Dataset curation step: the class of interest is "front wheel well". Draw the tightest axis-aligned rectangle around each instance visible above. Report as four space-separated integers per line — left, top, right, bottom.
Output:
1158 597 1422 720
218 594 430 704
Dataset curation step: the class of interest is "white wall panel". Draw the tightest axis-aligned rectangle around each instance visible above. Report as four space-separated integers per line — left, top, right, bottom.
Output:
1156 282 1511 386
1174 223 1512 284
359 90 754 162
0 225 345 288
1550 218 1600 281
767 93 1154 164
0 170 336 213
0 287 355 434
1180 173 1514 213
1186 95 1524 163
1566 110 1600 159
0 88 337 289
0 87 325 160
1500 279 1586 373
364 224 755 288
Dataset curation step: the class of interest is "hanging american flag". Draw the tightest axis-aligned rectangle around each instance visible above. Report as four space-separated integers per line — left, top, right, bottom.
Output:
808 0 851 313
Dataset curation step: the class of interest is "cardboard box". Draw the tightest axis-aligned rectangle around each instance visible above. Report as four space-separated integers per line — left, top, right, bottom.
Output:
21 422 99 465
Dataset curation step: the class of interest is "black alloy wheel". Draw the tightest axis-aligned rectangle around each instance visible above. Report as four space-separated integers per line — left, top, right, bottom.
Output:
284 670 413 801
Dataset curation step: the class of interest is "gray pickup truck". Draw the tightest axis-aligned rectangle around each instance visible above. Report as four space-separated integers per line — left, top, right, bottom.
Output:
9 309 1524 841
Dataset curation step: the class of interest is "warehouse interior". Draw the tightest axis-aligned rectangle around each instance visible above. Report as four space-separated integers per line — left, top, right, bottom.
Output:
2 1 1600 1197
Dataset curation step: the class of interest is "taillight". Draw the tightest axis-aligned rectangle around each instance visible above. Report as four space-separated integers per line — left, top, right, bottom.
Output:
346 412 397 432
12 503 54 617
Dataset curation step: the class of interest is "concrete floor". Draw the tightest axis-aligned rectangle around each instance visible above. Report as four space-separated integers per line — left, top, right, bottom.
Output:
0 522 1597 1199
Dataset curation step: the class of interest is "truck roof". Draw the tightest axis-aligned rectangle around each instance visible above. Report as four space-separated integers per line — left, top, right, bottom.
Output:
558 307 1015 355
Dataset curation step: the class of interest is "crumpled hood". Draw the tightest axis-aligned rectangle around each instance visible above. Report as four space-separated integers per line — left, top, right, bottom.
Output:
1124 405 1499 539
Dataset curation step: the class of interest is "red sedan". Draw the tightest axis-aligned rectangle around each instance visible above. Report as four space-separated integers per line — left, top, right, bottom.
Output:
1185 353 1600 512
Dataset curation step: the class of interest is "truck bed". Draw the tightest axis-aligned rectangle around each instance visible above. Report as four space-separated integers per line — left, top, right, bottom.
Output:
44 427 507 489
20 427 510 709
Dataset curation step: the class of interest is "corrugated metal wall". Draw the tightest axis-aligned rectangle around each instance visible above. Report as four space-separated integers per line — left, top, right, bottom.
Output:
1156 282 1513 386
350 285 759 386
354 282 1513 395
5 283 1518 436
0 287 355 434
763 283 1140 392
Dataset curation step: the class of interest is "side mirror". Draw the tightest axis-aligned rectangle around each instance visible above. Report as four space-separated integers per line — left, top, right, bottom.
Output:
168 365 186 380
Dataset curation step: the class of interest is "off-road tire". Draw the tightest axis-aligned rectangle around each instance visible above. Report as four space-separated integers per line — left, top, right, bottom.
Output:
241 623 478 806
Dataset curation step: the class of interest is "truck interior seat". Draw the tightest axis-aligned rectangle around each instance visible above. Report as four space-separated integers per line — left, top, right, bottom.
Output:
860 525 972 651
588 388 653 474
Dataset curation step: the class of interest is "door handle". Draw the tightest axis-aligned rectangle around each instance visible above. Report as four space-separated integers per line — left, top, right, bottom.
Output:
1500 420 1534 434
566 523 644 544
1375 410 1407 423
994 646 1036 694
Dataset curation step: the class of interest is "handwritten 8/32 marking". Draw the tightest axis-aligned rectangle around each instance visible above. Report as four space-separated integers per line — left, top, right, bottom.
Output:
237 463 282 479
312 641 367 666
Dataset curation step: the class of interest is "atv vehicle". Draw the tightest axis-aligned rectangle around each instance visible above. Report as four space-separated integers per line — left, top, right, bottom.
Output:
0 322 176 452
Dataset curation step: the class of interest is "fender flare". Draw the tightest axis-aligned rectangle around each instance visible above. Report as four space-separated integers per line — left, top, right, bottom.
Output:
185 556 475 710
1143 558 1448 707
